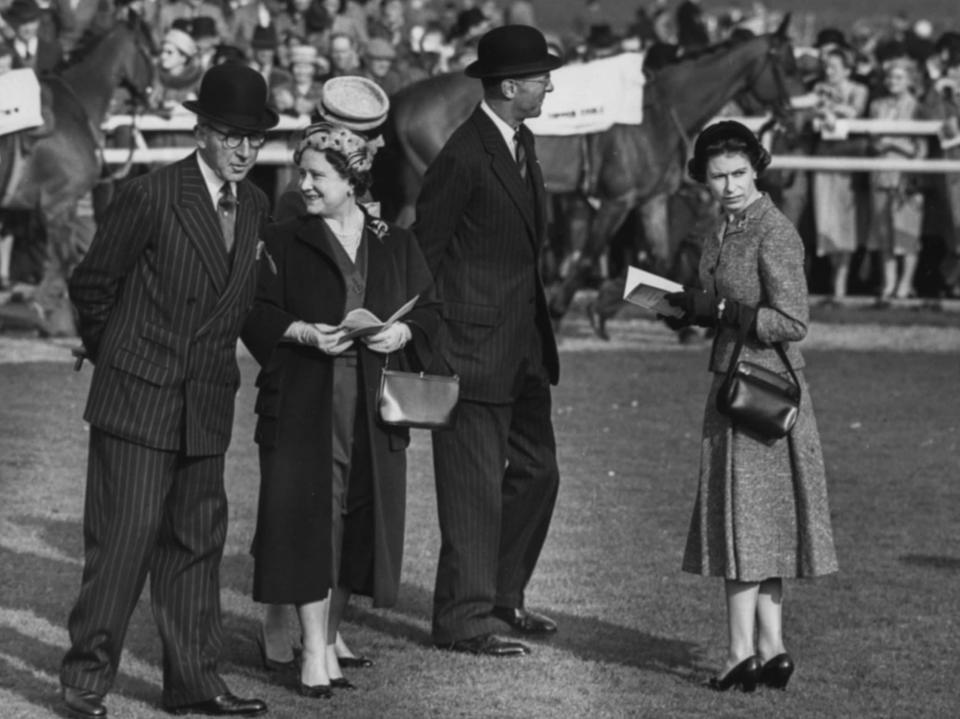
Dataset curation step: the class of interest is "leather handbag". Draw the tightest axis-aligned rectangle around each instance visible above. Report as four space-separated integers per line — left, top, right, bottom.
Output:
377 342 459 430
715 321 801 440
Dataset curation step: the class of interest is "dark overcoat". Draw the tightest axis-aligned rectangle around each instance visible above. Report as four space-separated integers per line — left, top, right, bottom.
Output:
241 212 441 607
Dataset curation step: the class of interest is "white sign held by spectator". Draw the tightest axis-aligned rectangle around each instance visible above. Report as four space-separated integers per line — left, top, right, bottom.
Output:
0 69 44 137
527 52 645 137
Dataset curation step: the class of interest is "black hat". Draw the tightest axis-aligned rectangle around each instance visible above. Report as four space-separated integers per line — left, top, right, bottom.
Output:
2 0 41 26
815 27 847 49
688 120 770 183
183 61 280 132
251 23 278 50
586 24 620 51
190 15 218 40
465 24 564 79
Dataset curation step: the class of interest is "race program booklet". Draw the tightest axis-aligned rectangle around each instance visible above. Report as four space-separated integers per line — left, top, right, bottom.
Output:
622 266 684 318
338 294 419 341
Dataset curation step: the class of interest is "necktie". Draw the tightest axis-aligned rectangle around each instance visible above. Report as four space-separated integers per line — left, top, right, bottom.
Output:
514 126 527 180
218 183 236 253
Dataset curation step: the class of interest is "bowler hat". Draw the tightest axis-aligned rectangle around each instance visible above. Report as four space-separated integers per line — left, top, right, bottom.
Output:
183 61 280 132
2 0 42 27
465 24 563 79
311 75 389 132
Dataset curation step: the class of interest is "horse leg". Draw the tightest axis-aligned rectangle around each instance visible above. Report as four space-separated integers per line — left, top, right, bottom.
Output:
32 198 84 337
548 194 634 327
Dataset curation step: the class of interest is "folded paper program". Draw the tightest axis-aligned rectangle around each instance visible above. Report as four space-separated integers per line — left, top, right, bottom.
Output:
622 266 684 318
338 294 419 341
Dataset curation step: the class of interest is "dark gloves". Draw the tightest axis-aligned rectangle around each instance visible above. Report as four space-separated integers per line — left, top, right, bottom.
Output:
663 290 756 330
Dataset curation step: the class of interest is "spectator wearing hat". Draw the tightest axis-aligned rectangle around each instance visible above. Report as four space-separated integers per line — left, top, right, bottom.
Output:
61 61 279 719
249 23 293 94
189 15 221 71
152 28 202 112
227 0 270 54
584 23 620 60
273 0 333 51
414 24 563 657
288 43 324 115
157 0 230 51
1 0 63 72
362 36 406 95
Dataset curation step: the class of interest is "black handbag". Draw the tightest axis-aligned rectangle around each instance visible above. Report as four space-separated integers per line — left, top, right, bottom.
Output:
376 340 459 430
715 321 801 440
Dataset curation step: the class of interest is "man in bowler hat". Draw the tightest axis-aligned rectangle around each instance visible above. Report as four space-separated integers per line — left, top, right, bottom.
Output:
413 25 563 657
60 62 278 718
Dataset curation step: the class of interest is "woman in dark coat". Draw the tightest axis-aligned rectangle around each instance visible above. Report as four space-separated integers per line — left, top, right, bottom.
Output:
664 121 838 693
241 121 441 697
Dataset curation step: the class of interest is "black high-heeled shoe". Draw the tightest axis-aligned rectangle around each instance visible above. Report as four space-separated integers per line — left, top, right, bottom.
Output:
760 653 795 689
257 632 296 672
338 655 373 668
708 655 761 692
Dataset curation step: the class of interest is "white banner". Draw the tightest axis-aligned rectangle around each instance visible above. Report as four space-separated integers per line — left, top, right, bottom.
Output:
527 52 645 137
0 69 44 137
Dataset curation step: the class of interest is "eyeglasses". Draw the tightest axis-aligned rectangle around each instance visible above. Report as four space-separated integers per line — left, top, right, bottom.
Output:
206 125 268 149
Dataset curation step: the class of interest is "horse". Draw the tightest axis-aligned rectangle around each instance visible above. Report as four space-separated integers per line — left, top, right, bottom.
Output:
0 17 154 336
372 17 803 331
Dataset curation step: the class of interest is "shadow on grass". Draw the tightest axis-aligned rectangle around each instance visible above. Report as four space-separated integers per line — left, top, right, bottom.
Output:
899 554 960 570
338 581 709 679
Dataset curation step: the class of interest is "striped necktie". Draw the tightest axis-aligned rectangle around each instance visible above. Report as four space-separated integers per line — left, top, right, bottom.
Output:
514 127 527 180
218 183 236 253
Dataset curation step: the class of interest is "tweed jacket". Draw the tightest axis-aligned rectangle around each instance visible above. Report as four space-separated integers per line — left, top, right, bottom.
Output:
69 153 270 456
413 106 559 403
702 193 808 374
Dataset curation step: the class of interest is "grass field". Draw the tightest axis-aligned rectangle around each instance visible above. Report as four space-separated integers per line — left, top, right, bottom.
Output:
1 313 960 718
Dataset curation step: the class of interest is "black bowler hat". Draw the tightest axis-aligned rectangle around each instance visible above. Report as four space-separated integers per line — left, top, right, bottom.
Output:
465 24 563 79
183 61 280 132
2 0 42 27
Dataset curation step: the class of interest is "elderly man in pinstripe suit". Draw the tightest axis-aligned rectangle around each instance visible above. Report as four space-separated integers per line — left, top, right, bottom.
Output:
59 64 277 719
413 26 564 657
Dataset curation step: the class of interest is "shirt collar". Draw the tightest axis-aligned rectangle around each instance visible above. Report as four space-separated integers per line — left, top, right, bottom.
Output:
480 100 519 155
195 151 236 209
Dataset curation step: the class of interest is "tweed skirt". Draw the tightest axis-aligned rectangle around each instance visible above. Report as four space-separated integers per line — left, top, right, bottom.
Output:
682 370 839 581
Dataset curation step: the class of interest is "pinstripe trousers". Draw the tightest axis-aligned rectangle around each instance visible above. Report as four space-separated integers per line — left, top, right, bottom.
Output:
60 428 229 707
431 369 560 644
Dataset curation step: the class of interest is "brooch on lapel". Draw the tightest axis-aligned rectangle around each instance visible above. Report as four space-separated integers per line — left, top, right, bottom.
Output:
256 240 277 275
367 218 389 241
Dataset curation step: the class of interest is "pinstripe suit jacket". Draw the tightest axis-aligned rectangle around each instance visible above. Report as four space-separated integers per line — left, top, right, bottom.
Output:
69 153 270 456
413 106 559 403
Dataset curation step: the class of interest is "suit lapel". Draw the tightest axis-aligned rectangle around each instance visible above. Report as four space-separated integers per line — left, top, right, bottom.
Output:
471 109 536 239
173 154 230 295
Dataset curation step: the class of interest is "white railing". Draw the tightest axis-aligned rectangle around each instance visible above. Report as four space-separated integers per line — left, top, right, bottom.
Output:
101 114 960 173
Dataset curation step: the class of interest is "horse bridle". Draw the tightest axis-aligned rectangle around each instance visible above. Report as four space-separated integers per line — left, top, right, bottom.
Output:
743 35 795 122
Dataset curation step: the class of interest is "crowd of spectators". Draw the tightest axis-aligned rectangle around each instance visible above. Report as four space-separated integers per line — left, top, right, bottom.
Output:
2 0 960 299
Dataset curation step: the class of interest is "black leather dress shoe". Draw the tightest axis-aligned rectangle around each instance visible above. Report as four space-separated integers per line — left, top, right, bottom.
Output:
168 693 267 716
492 606 558 635
62 686 107 719
438 633 531 657
338 655 374 668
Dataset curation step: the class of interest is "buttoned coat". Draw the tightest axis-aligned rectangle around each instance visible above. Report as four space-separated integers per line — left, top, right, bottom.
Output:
69 152 270 456
684 192 838 581
702 193 808 374
413 106 559 402
241 213 441 606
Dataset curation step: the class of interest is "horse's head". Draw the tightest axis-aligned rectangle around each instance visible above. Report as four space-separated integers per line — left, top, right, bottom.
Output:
115 14 156 109
738 15 804 120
